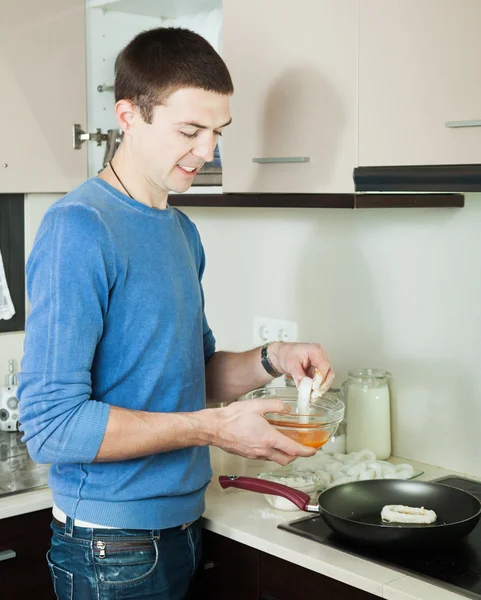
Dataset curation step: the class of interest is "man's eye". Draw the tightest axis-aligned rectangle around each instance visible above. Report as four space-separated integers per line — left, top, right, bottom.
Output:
180 131 198 139
214 131 223 137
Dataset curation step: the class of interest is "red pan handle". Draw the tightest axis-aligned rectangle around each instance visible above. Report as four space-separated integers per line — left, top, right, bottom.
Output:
219 475 310 510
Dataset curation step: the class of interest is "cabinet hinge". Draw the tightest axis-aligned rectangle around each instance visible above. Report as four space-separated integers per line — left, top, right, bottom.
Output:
72 124 122 167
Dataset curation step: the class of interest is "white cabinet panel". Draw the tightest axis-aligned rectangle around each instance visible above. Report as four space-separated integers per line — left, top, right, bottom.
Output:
359 0 481 167
0 1 88 193
221 0 357 194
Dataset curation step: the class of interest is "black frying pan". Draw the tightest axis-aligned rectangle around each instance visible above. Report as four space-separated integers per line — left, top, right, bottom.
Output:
219 476 481 549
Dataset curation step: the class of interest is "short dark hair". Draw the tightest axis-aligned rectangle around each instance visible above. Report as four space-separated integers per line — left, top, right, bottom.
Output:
115 27 234 123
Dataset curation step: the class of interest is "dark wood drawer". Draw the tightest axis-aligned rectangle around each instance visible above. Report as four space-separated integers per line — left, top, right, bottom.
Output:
194 529 260 600
0 508 54 599
260 551 380 600
195 530 381 600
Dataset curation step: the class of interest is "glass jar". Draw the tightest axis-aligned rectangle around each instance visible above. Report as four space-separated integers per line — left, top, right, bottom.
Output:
319 388 346 453
343 369 392 460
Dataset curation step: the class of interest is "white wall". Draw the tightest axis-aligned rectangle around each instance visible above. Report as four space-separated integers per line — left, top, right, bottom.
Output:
182 194 481 477
3 191 480 478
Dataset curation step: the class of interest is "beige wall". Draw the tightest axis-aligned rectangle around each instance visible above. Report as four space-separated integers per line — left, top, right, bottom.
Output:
2 192 480 477
183 194 481 477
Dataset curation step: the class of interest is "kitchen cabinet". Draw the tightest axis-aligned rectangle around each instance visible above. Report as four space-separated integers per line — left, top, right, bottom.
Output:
196 530 260 600
0 508 54 599
0 0 220 194
0 0 88 193
358 0 481 168
87 0 220 17
85 0 223 183
3 0 475 199
221 0 358 195
197 530 380 600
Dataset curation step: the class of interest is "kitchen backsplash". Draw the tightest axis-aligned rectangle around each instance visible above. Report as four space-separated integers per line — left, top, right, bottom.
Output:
2 192 480 478
183 194 481 477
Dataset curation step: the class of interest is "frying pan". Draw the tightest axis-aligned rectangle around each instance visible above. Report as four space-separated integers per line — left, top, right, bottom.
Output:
219 476 481 549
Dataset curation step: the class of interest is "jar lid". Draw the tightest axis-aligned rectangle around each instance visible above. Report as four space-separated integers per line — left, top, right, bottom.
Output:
348 368 391 382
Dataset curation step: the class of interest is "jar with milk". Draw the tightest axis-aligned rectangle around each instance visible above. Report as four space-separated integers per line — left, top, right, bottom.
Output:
343 369 391 460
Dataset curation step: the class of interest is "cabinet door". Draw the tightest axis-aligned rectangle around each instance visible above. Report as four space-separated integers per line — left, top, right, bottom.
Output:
359 0 481 167
197 531 380 600
0 508 54 599
260 551 380 600
0 0 87 193
195 530 259 600
221 0 357 194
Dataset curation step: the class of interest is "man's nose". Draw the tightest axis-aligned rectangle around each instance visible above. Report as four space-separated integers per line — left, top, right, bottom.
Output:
192 138 216 163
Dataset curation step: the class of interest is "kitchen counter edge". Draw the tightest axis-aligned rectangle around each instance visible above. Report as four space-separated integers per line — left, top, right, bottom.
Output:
0 452 473 600
204 449 475 600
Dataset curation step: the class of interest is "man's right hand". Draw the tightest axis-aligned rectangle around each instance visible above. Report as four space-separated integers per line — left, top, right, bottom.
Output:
203 399 317 466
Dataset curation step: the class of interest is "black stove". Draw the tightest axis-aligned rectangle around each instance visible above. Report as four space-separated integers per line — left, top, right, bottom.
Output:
279 476 481 599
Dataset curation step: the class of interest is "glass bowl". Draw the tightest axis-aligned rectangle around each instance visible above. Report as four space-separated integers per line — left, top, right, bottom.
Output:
257 470 319 511
240 386 345 449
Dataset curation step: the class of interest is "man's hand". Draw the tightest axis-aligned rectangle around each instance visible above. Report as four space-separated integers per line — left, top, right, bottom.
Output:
205 399 317 465
268 342 335 393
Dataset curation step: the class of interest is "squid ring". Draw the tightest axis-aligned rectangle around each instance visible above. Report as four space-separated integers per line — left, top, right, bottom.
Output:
381 505 437 524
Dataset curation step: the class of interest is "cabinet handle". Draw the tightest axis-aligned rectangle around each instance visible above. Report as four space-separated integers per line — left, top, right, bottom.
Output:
0 550 16 562
445 120 481 128
252 156 310 163
97 84 114 93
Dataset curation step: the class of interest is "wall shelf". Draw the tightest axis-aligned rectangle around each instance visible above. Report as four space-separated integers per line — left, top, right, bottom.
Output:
88 0 220 20
168 193 465 209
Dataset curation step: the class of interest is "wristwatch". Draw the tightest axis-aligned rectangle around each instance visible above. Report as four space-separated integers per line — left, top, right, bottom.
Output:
260 342 282 378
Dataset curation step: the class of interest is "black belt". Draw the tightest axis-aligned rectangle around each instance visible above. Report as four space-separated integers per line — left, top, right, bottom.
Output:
52 516 195 531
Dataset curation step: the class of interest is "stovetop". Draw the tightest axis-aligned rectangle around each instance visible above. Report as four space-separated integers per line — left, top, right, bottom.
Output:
279 476 481 600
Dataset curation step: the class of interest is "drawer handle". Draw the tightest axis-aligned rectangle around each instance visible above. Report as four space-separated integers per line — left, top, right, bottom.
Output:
252 156 310 164
0 550 16 562
445 120 481 128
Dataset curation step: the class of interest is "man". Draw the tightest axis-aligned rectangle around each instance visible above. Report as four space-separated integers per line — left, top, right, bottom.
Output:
18 27 334 599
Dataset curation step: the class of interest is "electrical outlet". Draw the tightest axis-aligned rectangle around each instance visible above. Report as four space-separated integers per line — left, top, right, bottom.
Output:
253 316 298 346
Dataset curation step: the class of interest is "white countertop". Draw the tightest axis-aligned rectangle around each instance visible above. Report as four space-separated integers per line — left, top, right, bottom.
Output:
0 450 475 600
0 485 52 520
204 448 475 600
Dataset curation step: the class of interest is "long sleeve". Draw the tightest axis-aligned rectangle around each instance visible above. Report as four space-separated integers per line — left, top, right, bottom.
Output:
185 215 216 364
198 244 216 363
18 204 114 464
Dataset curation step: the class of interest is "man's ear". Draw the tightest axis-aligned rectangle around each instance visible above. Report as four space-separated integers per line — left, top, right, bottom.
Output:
115 99 138 136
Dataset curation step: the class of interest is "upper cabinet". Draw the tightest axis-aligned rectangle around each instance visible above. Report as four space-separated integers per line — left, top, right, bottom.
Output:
86 0 223 182
87 0 220 19
359 0 481 168
221 0 358 194
0 0 88 193
2 0 478 196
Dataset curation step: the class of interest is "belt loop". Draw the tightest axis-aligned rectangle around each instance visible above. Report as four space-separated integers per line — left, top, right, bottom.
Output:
152 529 161 540
65 515 74 538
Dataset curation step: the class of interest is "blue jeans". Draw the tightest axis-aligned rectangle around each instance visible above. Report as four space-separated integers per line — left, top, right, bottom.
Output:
47 516 202 600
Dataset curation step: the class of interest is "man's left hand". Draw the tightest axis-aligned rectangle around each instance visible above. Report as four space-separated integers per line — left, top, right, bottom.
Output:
268 342 335 393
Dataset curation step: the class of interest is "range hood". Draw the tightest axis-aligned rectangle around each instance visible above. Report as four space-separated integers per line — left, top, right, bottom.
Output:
354 164 481 193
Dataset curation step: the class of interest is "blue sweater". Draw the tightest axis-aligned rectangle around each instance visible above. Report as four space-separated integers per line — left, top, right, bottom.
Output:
18 178 216 529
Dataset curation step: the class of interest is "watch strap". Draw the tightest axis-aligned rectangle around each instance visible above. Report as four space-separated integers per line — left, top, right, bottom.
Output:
261 343 282 378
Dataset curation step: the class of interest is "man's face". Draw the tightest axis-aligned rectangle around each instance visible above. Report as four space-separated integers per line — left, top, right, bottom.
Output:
130 87 231 194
